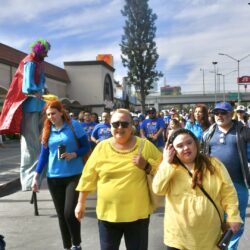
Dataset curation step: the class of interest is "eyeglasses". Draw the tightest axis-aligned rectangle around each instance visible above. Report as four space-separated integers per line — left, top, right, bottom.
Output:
213 110 228 116
111 121 130 128
219 133 225 144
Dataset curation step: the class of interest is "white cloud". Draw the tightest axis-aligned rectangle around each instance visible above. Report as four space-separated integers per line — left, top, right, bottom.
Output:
1 0 250 96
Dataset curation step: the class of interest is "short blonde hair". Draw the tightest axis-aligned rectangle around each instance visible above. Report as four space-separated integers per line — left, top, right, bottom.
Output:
111 109 133 122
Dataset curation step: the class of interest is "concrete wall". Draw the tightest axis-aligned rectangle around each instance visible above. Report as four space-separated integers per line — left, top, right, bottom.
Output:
65 64 114 106
46 78 67 98
0 63 17 89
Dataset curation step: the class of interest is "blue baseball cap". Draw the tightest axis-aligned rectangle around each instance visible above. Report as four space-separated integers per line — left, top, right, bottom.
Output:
213 102 233 112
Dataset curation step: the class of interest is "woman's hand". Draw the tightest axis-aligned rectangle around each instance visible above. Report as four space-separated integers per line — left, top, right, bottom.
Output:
32 173 39 192
132 154 147 170
227 222 242 234
61 152 77 160
163 144 176 163
75 202 86 221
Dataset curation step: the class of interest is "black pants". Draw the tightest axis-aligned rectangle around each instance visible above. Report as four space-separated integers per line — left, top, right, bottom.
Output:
47 175 81 249
98 218 150 250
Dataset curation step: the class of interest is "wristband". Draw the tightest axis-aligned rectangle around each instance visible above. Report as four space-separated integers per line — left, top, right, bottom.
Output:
144 162 151 174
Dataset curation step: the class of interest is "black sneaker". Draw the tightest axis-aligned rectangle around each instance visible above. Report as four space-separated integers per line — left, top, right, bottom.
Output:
71 246 82 250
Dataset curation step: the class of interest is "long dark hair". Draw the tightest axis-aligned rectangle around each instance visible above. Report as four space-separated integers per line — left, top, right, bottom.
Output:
194 104 210 131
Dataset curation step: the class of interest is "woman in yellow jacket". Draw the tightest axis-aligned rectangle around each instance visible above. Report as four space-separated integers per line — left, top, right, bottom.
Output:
152 128 242 250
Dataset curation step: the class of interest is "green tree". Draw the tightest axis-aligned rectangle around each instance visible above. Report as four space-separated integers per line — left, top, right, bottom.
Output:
120 0 163 114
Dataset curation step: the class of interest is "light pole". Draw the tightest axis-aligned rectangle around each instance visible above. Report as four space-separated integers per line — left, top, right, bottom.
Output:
218 53 250 104
212 62 218 103
200 68 205 95
217 70 237 102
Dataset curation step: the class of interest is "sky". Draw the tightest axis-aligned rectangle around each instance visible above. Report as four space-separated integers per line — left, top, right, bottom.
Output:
1 0 250 95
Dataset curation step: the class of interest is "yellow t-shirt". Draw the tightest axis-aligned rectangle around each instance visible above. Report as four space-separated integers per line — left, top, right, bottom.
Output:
152 157 242 250
76 137 162 222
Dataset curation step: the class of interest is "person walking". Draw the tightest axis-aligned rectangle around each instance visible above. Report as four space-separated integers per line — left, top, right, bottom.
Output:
91 111 112 145
32 100 90 250
0 39 50 191
80 111 97 150
202 101 250 250
185 103 210 141
140 107 166 151
75 108 162 250
153 128 242 250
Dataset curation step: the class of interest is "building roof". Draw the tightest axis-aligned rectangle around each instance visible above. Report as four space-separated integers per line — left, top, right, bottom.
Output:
64 60 115 72
0 43 70 83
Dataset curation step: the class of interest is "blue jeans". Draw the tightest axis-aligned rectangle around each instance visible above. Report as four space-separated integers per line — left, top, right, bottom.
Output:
98 217 150 250
228 183 249 250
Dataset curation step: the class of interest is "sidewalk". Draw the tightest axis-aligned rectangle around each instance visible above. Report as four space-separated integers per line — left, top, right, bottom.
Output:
0 139 21 197
0 141 250 249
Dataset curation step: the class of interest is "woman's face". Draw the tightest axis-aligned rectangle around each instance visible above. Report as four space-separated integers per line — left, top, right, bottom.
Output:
173 133 197 164
46 107 63 126
194 107 204 121
169 120 176 129
111 112 133 144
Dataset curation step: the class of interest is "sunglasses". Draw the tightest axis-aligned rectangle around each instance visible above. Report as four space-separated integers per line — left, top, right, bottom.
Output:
111 121 130 128
219 133 225 144
213 110 228 116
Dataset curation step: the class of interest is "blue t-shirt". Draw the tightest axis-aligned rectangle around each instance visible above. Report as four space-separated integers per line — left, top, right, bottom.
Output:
140 118 166 147
185 121 203 141
91 123 112 141
209 125 244 184
22 61 46 112
36 120 90 178
81 121 97 149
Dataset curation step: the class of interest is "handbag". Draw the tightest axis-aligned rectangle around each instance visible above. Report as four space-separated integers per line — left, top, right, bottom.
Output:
69 122 92 164
178 161 233 250
138 139 164 209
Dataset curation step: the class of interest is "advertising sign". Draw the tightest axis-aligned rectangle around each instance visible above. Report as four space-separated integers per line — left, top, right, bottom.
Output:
237 76 250 84
96 54 113 67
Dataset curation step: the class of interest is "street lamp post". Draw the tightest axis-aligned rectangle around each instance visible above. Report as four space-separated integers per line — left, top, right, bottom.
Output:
200 68 205 95
212 62 218 103
218 53 250 104
217 70 238 102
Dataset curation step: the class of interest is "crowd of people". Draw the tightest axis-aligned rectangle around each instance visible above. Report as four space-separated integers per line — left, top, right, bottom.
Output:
28 100 246 250
1 98 249 249
0 39 249 250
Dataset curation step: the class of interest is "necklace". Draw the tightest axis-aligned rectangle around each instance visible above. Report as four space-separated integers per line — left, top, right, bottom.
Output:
109 137 137 154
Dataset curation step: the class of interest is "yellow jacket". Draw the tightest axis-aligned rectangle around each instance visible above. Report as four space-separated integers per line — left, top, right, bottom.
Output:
76 137 162 222
152 157 242 250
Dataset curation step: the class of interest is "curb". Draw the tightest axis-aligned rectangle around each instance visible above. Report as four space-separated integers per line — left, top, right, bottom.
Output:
0 178 21 198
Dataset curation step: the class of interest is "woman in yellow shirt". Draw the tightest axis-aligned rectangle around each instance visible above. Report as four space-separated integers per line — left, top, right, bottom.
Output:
152 128 242 250
75 108 162 250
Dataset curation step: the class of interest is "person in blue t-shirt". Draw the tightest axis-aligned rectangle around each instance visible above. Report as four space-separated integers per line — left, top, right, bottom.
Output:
80 111 97 150
91 111 112 144
32 100 90 250
185 104 210 141
140 107 166 150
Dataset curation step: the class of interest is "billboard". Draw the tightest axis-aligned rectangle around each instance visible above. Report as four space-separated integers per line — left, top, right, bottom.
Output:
237 76 250 84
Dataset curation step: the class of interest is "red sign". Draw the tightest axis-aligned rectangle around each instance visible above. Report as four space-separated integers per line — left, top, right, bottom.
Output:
238 76 250 84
